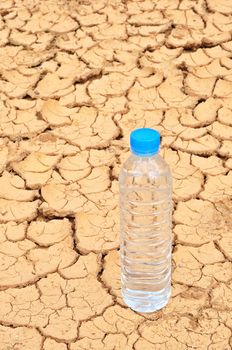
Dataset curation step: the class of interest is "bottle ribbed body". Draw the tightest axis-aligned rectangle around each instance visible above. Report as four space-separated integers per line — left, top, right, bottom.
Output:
119 154 172 313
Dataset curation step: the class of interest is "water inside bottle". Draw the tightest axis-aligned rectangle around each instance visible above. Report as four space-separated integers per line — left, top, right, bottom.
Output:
119 155 172 313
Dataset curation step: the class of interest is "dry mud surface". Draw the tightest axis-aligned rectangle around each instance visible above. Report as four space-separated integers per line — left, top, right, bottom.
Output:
0 0 232 349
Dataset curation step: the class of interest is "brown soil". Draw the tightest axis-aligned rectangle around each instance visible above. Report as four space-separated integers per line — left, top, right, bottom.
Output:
0 0 232 349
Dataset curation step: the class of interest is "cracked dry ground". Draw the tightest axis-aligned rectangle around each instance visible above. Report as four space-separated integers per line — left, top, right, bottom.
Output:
1 0 232 349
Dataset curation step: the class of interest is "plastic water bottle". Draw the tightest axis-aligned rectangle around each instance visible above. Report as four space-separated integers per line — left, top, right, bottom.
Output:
119 128 172 313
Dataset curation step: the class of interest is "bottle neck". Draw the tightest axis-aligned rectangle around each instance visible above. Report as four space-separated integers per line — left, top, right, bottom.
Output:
131 151 159 158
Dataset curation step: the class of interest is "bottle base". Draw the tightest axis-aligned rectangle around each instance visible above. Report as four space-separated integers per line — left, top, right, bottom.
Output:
122 287 171 313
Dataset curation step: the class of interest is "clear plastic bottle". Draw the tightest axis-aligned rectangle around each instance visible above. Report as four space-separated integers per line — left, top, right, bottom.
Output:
119 128 172 313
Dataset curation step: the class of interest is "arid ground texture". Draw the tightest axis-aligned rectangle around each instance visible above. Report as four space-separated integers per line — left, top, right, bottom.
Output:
0 0 232 349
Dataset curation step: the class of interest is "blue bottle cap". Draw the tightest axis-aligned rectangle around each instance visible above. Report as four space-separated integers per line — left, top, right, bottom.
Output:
130 128 160 156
